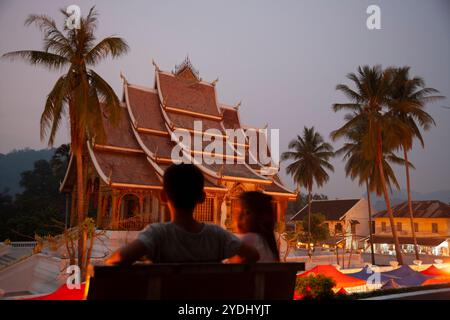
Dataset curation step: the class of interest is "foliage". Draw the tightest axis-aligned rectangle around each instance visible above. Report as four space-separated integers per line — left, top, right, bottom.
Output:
281 127 334 192
285 193 328 220
295 274 336 299
298 213 329 245
0 145 69 241
0 148 54 196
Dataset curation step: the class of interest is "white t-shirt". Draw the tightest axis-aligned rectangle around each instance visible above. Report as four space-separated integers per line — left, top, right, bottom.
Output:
137 222 242 263
236 232 278 262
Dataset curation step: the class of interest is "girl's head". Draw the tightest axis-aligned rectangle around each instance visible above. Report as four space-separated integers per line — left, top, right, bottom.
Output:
238 191 279 260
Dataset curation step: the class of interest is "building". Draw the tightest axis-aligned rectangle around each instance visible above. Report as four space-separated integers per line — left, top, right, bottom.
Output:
60 57 296 232
372 200 450 256
290 198 373 250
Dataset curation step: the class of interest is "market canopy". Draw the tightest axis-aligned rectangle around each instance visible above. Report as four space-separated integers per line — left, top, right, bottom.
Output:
347 265 400 284
420 265 450 276
298 265 366 288
421 265 450 286
422 276 450 286
382 265 431 287
381 279 402 290
26 284 86 300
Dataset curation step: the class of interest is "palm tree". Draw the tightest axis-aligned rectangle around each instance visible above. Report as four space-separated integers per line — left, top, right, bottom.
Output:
332 65 410 264
3 7 129 273
333 112 410 265
281 127 334 257
388 67 444 260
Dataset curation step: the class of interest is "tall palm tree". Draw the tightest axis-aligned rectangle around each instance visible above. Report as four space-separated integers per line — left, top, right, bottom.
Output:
332 65 410 264
3 7 129 272
334 112 410 265
281 127 334 257
388 67 444 260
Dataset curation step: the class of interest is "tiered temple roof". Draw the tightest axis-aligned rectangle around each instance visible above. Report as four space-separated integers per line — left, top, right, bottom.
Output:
61 58 295 198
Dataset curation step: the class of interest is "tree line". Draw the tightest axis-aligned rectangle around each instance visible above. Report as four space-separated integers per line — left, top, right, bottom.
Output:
0 144 69 241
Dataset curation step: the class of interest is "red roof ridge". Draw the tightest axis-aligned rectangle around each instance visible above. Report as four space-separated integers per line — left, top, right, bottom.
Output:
156 68 216 88
86 141 111 185
127 83 157 94
219 103 238 111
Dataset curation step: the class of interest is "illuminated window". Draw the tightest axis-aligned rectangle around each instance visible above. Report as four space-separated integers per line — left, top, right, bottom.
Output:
414 223 419 232
381 222 387 232
432 223 438 233
397 222 402 232
194 197 214 222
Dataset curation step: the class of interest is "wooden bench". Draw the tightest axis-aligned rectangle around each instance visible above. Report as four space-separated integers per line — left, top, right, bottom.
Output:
87 263 304 300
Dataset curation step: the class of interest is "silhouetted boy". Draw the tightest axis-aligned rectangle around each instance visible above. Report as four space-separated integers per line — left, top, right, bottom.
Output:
106 163 259 264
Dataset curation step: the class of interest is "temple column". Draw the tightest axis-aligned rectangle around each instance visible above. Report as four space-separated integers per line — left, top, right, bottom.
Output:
277 199 287 233
96 191 104 227
214 194 225 226
111 191 120 229
225 196 232 230
138 194 144 215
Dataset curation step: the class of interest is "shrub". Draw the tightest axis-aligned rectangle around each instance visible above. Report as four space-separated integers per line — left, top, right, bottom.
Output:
295 274 336 299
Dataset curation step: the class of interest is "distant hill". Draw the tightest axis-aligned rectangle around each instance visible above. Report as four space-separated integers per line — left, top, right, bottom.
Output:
370 189 450 211
0 148 54 196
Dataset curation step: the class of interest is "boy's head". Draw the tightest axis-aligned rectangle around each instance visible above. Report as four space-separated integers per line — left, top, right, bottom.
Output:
163 163 205 212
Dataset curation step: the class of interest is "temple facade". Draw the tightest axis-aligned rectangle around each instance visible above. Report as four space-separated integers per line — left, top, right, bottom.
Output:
60 58 296 232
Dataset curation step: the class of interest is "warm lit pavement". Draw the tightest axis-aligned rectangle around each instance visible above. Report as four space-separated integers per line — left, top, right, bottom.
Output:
363 288 450 300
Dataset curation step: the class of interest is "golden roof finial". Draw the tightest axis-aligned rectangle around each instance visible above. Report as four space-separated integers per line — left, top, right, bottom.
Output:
152 59 160 72
211 77 219 86
119 71 128 85
218 163 225 178
108 168 113 186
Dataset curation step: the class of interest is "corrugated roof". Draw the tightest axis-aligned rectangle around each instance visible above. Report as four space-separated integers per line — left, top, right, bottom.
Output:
374 200 450 218
291 199 360 221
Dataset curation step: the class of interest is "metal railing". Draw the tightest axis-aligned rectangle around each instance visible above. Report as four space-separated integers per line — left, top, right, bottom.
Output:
99 216 154 231
10 241 37 248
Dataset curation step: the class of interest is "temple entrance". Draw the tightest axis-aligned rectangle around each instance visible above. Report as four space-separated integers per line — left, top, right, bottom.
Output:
120 194 140 219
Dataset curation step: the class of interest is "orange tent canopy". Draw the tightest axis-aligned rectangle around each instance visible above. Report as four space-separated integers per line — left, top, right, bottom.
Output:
336 287 348 294
297 265 366 288
420 265 450 276
27 284 86 300
423 276 450 286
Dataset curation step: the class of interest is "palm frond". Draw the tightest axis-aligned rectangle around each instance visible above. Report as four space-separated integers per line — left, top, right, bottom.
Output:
85 37 129 66
2 50 68 70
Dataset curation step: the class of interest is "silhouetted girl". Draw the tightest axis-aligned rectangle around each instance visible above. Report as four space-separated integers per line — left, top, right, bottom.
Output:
236 191 280 262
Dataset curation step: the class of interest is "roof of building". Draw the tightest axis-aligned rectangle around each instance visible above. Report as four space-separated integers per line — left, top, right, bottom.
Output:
374 200 450 218
61 59 294 197
291 199 361 221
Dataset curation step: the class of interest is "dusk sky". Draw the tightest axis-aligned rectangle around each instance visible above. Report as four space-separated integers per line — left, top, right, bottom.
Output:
0 0 449 199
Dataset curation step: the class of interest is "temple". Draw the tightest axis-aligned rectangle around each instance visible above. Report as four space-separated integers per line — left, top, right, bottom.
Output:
60 57 296 232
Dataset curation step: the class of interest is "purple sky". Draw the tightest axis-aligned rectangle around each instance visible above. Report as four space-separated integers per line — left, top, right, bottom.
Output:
1 0 449 199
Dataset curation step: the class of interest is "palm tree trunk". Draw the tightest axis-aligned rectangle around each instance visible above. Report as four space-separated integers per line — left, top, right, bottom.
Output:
366 180 376 265
347 235 353 269
404 148 420 260
75 147 86 272
334 230 340 267
308 188 312 259
377 129 403 265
